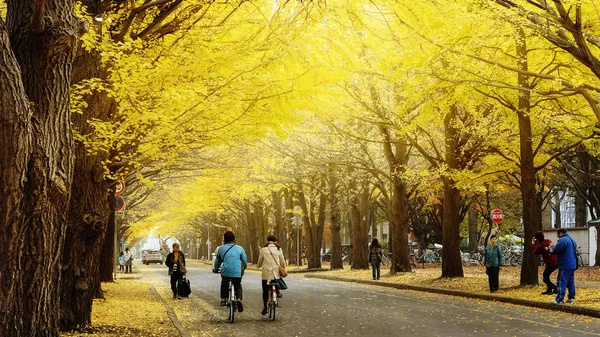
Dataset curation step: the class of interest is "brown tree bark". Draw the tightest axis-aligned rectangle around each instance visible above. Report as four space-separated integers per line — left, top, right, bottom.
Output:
246 200 259 264
379 127 412 273
468 206 479 252
99 205 116 283
441 104 465 278
272 190 287 253
329 163 343 270
61 21 118 328
297 180 326 269
0 2 80 336
350 183 370 270
516 31 540 286
284 188 299 266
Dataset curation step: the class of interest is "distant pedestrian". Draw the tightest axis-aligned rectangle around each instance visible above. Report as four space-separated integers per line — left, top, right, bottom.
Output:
369 238 383 280
118 251 125 273
124 248 133 273
165 243 187 299
484 235 504 292
551 228 577 305
257 234 286 316
531 231 558 295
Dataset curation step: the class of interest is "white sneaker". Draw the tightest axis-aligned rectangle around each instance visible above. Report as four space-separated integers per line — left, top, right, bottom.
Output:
566 298 575 304
551 299 563 305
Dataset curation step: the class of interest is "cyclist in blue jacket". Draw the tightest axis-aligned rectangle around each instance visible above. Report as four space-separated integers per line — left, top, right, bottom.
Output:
213 231 248 311
551 228 577 305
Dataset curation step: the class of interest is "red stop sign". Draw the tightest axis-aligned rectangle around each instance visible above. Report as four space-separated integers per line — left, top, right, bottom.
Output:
491 209 504 224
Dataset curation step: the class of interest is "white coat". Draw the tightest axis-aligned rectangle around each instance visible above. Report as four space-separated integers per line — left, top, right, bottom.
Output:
256 243 286 280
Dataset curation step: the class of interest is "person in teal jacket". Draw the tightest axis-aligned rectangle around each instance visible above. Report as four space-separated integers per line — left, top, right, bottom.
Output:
213 231 248 311
484 235 504 293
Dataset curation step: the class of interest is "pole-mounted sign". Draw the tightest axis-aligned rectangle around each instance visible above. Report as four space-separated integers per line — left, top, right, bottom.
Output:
491 209 504 224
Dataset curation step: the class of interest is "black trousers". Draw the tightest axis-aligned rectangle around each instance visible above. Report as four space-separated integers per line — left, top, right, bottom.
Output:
220 277 242 300
487 266 500 292
543 265 558 291
170 271 183 295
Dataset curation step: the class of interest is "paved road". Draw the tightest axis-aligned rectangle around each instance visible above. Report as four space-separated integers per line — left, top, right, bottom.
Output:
136 261 600 337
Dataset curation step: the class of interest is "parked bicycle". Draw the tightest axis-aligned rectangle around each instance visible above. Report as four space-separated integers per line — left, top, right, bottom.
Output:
410 249 441 268
461 251 484 266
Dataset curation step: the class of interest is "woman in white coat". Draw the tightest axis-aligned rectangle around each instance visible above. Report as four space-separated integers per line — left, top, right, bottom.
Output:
256 234 286 315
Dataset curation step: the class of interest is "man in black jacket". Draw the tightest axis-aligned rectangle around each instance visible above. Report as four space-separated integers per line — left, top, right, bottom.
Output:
165 243 187 299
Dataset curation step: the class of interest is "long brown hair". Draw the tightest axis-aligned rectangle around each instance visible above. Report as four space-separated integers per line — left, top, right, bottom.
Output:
264 234 281 249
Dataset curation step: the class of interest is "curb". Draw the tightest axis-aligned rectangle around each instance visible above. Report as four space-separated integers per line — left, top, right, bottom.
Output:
288 268 329 274
304 274 600 319
149 285 192 337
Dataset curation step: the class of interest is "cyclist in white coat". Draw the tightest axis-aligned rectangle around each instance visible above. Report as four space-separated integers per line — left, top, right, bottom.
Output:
256 234 286 315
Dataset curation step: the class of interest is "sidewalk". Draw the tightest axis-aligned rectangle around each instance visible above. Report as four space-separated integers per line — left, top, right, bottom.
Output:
61 276 180 337
306 266 600 318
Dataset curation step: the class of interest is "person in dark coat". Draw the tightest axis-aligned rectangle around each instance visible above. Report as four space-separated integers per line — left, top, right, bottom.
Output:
531 231 558 295
551 229 577 304
369 238 383 280
165 243 187 299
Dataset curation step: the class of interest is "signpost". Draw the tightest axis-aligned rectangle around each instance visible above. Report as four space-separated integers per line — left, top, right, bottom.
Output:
293 215 302 267
491 209 504 224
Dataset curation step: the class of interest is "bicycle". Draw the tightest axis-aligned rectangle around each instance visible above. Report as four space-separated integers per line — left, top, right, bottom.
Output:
266 279 279 321
226 279 238 323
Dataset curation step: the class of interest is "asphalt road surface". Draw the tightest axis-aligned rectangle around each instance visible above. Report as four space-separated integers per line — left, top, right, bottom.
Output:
136 261 600 337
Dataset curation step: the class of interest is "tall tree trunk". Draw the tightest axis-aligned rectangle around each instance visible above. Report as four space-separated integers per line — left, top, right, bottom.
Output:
553 191 562 228
442 104 465 278
350 184 370 269
380 127 411 273
297 180 326 269
254 199 266 261
575 191 587 228
61 21 117 328
284 188 299 266
516 31 540 286
329 164 343 269
99 206 115 283
468 206 479 252
0 3 80 336
272 190 287 253
246 201 258 264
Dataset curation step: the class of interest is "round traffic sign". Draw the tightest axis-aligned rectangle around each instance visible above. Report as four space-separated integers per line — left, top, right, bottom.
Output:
115 180 125 194
115 195 125 212
491 209 504 224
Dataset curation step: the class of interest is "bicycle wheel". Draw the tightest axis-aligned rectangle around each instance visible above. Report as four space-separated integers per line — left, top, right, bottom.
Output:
269 300 276 321
228 284 235 323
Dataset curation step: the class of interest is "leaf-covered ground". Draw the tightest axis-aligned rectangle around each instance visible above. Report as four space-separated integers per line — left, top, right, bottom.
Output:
320 265 600 309
61 280 179 337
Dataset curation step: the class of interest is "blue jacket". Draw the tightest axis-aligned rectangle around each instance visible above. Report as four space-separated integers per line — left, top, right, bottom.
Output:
484 244 504 267
213 243 247 278
553 233 577 271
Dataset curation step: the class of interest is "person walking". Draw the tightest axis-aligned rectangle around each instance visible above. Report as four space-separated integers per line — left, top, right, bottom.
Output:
124 248 133 274
165 243 187 299
118 251 125 273
369 238 383 280
256 235 286 316
551 228 577 304
213 231 247 312
531 231 558 295
483 235 504 293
